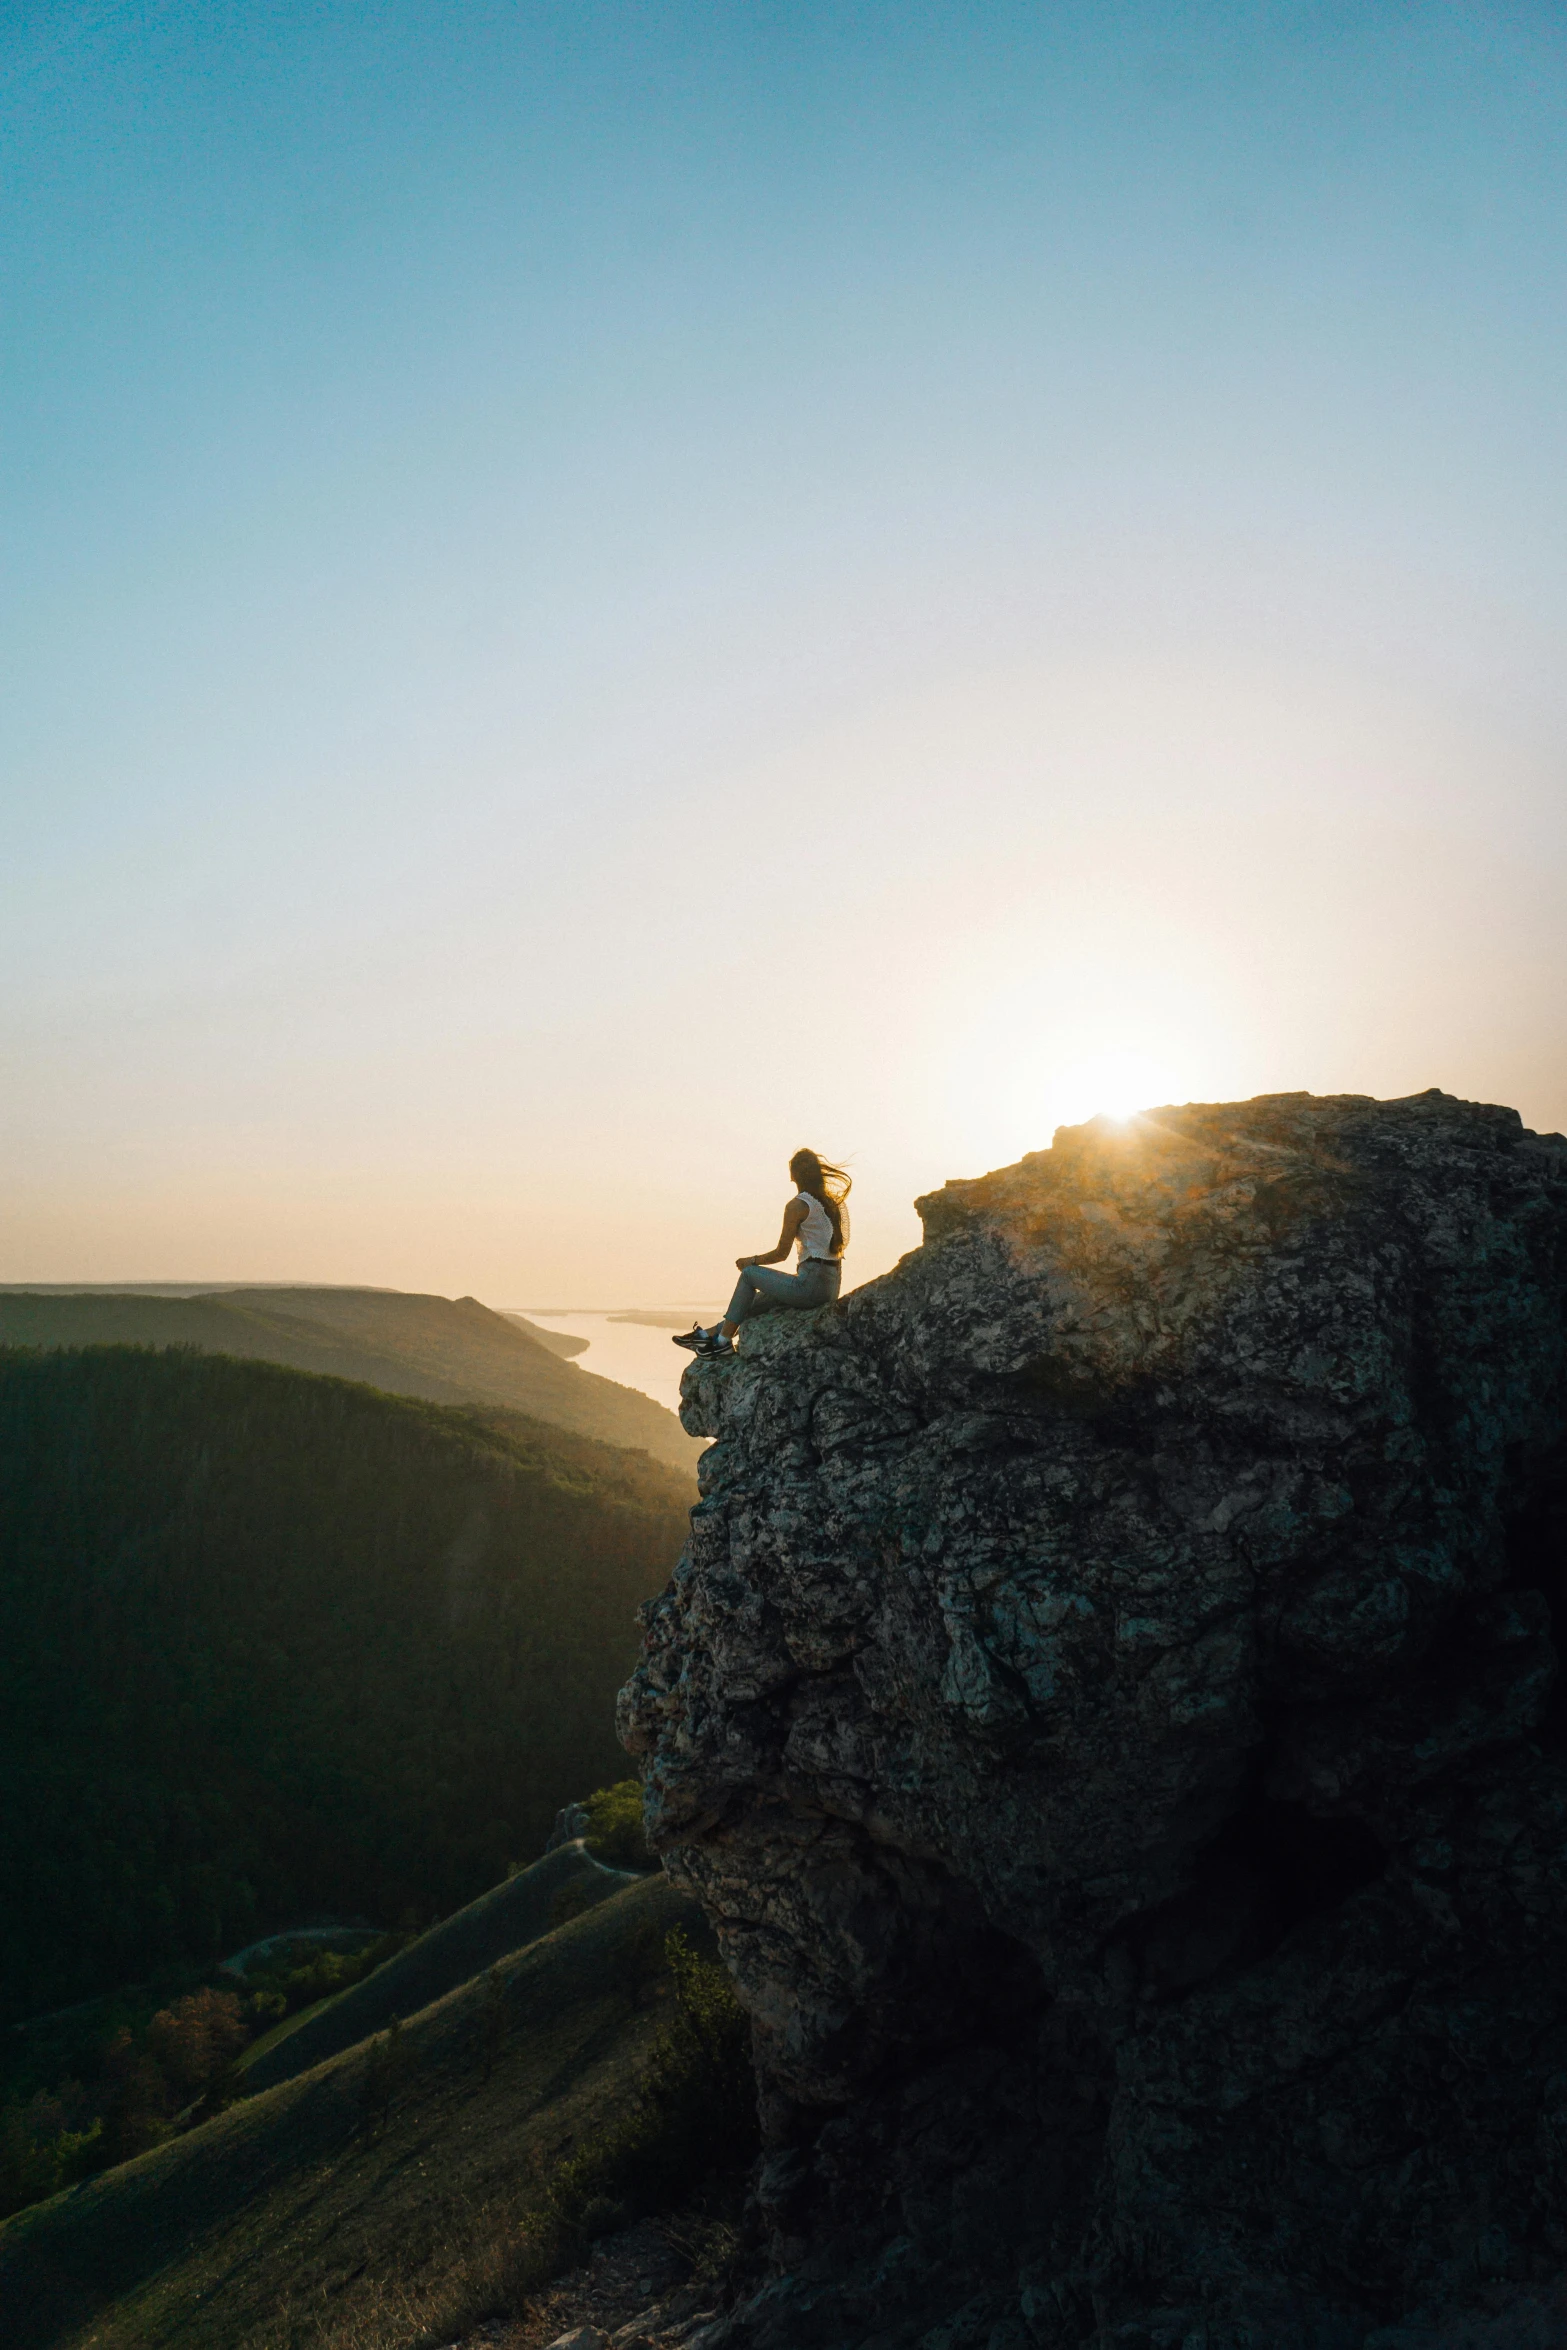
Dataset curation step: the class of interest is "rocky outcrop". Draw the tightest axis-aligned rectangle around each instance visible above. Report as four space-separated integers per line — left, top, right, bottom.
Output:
547 1800 593 1851
618 1092 1567 2350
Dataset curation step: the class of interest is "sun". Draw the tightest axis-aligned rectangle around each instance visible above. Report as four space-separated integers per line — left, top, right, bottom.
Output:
936 968 1229 1173
1047 1051 1183 1129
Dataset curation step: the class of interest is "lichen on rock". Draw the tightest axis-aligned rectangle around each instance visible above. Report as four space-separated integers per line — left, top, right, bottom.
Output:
618 1090 1567 2349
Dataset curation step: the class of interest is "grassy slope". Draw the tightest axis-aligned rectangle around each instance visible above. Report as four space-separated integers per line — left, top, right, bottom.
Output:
0 1874 703 2350
0 1288 698 1473
242 1844 637 2093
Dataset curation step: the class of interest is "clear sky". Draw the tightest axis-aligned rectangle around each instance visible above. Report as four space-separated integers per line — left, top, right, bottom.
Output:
4 0 1565 1304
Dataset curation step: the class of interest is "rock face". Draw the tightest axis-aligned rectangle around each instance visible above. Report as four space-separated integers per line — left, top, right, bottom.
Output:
618 1093 1567 2350
546 1800 592 1851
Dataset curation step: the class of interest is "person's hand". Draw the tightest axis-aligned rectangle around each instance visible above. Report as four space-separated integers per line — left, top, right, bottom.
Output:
736 1254 757 1270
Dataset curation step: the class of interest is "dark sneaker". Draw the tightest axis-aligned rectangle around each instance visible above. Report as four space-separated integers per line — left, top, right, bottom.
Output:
671 1326 710 1353
700 1331 735 1356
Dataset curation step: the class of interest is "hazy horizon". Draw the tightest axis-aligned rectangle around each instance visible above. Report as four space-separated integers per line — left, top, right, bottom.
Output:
6 4 1565 1301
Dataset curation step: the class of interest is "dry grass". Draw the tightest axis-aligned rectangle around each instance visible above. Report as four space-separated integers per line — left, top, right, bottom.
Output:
224 1931 754 2350
244 2186 550 2350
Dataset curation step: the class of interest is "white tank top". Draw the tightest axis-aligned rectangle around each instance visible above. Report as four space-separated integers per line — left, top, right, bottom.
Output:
795 1191 838 1263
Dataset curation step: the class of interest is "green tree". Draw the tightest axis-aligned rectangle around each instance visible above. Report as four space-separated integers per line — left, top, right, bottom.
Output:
580 1780 657 1871
146 1988 248 2100
96 2030 168 2167
0 2105 59 2222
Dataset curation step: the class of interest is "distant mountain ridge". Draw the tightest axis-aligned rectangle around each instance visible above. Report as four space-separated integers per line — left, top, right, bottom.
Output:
0 1285 695 1470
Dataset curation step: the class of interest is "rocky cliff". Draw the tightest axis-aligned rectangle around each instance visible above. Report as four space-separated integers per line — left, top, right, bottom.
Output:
618 1092 1567 2350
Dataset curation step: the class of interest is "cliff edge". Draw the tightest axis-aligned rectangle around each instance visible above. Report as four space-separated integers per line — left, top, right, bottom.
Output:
619 1091 1567 2350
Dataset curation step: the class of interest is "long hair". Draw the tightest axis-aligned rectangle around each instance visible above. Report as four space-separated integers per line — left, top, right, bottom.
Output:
789 1149 851 1257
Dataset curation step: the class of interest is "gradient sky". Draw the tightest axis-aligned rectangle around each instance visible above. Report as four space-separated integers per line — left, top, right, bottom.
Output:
4 0 1566 1303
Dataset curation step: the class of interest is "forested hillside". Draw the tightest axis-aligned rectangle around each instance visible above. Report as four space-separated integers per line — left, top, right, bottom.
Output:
0 1287 697 1470
0 1347 692 2025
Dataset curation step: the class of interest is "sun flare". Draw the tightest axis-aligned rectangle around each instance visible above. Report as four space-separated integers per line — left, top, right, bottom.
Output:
941 1017 1211 1177
1051 1051 1182 1128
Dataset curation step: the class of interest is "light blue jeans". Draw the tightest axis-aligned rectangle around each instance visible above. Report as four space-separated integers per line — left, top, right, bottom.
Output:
725 1258 842 1327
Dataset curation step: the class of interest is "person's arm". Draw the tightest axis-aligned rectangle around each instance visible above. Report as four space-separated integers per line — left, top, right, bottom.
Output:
737 1197 806 1270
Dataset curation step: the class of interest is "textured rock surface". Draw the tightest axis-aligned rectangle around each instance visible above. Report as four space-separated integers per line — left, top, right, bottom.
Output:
618 1092 1567 2350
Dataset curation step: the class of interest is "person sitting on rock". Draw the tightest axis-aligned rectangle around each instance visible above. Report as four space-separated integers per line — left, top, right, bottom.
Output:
674 1148 850 1358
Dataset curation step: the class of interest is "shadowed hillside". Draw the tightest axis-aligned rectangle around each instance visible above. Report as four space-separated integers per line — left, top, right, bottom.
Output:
0 1869 711 2350
0 1287 697 1471
0 1348 693 2023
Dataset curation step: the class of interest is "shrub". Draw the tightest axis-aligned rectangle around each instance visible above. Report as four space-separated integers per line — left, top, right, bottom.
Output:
97 2029 170 2166
0 2092 105 2219
0 2103 62 2220
495 1927 757 2302
245 1931 408 2016
579 1780 656 1872
146 1988 249 2098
